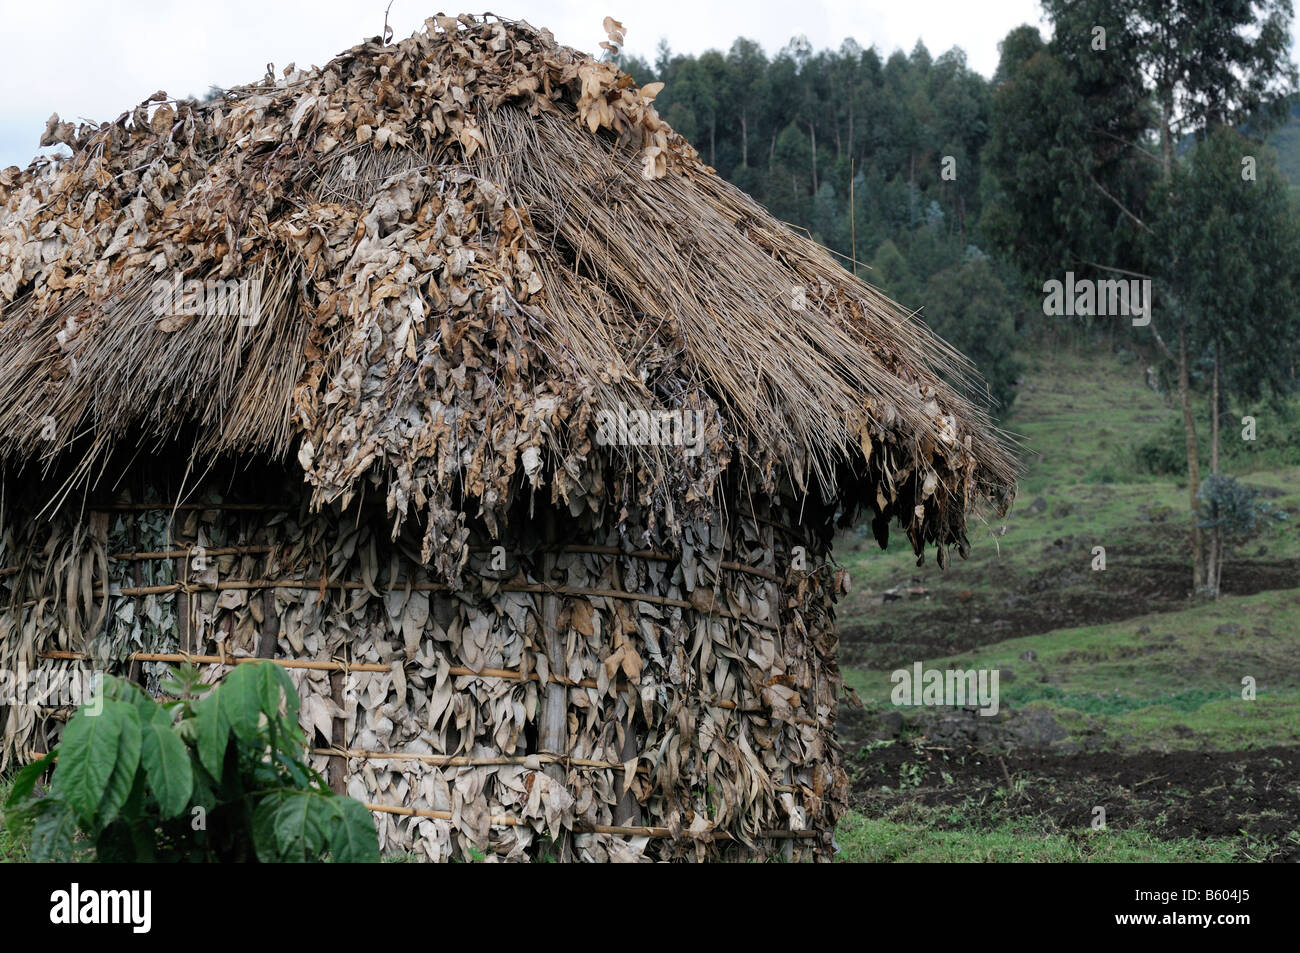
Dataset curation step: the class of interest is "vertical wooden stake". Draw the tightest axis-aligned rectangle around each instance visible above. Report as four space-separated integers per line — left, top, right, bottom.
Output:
328 669 347 795
537 510 566 785
538 614 566 778
175 543 192 655
762 509 795 862
614 694 640 826
256 589 280 658
127 507 144 686
611 556 640 827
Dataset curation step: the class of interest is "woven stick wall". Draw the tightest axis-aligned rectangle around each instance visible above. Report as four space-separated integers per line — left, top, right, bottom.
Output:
0 478 850 862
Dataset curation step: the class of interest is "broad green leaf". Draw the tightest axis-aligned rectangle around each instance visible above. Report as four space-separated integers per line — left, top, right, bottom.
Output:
127 819 156 863
57 702 124 824
192 693 231 779
273 791 328 861
259 662 299 723
250 792 289 862
29 800 78 862
105 676 146 706
4 750 56 807
271 748 313 788
219 664 265 742
118 766 148 823
96 701 142 827
141 708 193 819
325 797 380 863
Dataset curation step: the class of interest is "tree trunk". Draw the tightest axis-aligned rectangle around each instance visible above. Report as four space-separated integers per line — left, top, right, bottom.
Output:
1160 100 1174 175
1211 527 1222 595
740 113 748 167
849 157 856 277
1178 328 1205 593
847 100 854 164
808 120 818 193
1207 342 1222 597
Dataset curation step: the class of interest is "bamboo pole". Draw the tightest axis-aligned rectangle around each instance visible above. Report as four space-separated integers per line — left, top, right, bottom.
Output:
72 579 779 631
37 651 822 723
363 801 816 840
324 747 802 792
313 748 619 770
91 503 289 512
93 543 781 583
109 545 274 561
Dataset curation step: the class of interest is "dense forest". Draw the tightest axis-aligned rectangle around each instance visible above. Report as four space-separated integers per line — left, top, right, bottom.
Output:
621 35 1024 410
618 1 1300 431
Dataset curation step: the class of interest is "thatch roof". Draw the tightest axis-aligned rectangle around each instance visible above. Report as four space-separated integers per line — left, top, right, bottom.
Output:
0 14 1015 577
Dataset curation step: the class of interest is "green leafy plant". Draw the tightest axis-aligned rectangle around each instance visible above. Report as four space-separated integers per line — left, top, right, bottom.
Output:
4 663 378 862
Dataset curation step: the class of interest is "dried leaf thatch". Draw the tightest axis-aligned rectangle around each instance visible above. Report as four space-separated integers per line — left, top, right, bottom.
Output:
0 13 1015 565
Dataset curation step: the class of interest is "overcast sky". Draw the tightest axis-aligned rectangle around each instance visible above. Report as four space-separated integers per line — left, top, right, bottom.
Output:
2 0 1294 169
0 0 1059 168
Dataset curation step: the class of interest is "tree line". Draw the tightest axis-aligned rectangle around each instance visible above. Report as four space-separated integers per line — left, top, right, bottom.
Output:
622 32 1023 412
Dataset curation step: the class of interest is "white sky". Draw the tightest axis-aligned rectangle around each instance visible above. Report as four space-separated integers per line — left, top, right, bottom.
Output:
0 0 1054 168
0 0 1292 169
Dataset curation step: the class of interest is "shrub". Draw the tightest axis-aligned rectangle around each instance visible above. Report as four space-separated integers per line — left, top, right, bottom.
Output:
4 663 378 862
1131 406 1300 476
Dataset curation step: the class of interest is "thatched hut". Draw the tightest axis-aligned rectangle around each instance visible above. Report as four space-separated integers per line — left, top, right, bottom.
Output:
0 14 1015 861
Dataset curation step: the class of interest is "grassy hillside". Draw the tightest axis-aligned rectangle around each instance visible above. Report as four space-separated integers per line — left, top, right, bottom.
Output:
834 346 1300 862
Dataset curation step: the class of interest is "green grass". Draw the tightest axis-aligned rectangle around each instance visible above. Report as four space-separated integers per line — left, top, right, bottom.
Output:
847 587 1300 695
0 777 28 863
843 587 1300 750
1105 693 1300 750
834 809 1243 862
835 348 1300 632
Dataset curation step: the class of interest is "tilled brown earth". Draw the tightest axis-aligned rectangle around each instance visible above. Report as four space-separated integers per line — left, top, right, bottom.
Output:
846 741 1300 861
838 556 1300 669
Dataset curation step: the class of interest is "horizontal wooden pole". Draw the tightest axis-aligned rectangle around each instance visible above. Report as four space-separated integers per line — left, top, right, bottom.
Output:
90 503 290 512
38 651 792 717
320 747 801 792
83 544 783 583
65 579 779 631
109 545 275 560
362 801 817 841
314 748 621 770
